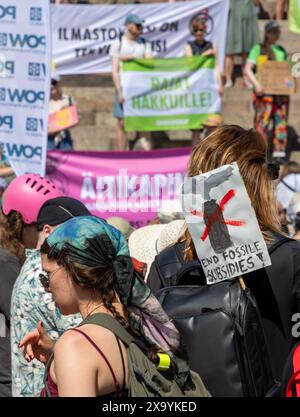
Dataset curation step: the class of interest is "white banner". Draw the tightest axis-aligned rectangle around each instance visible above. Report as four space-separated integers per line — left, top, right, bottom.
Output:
51 0 229 75
0 0 51 177
181 163 271 285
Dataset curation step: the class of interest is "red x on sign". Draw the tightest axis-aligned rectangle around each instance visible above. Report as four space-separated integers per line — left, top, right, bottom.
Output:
190 189 246 241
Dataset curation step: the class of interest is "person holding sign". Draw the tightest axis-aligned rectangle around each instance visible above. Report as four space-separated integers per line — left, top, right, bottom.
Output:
245 21 290 160
48 73 79 150
148 125 300 381
185 17 223 145
110 14 152 151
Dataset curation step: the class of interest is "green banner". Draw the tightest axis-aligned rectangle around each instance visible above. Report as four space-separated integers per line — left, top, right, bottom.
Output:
121 56 221 132
290 0 300 34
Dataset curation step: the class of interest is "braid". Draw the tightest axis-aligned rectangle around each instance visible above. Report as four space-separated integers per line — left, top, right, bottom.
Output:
104 300 160 362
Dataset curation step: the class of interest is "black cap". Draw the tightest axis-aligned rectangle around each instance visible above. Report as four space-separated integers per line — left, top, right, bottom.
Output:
37 196 91 231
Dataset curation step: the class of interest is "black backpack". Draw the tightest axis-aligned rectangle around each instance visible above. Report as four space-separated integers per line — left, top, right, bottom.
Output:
155 238 291 397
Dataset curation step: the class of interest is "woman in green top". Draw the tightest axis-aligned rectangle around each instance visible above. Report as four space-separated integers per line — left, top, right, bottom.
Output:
245 21 289 160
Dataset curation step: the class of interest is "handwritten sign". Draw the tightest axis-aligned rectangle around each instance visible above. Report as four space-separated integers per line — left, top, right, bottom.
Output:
258 61 296 95
181 163 271 285
48 105 79 132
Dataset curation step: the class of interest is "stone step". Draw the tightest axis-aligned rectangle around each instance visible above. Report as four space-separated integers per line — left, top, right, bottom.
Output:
71 125 113 150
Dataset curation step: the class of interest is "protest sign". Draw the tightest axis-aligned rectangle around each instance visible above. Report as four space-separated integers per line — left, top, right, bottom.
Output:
258 61 296 96
290 0 300 34
47 147 190 228
51 0 229 74
0 0 51 176
121 56 221 132
181 163 271 285
48 105 79 133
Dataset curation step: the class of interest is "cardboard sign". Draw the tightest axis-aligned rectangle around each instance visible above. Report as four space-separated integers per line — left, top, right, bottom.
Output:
258 61 296 95
181 163 271 285
48 105 79 132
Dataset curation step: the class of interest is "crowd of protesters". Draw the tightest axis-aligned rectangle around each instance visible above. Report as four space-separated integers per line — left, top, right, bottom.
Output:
1 125 300 397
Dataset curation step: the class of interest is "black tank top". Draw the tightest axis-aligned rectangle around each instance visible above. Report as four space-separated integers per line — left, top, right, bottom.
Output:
188 40 213 56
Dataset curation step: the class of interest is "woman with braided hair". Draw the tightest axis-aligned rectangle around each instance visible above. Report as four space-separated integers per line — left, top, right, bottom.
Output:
19 216 185 397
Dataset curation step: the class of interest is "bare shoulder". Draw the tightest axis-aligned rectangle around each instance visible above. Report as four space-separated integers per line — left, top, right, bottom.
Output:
79 323 117 342
55 323 122 360
54 329 87 355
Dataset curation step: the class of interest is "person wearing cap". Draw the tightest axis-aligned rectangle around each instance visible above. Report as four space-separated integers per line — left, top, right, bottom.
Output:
10 197 91 397
110 14 152 151
48 72 78 150
245 20 290 160
184 16 223 146
0 175 61 397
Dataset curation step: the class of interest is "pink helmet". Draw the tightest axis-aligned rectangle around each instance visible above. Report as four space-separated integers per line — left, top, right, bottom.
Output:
2 174 62 224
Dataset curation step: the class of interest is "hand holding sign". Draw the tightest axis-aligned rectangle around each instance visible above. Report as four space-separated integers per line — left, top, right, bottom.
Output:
48 105 79 134
181 163 271 285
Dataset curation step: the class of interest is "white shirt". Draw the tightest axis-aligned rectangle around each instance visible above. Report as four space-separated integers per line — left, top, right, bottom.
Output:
49 94 75 115
277 173 300 220
110 35 152 59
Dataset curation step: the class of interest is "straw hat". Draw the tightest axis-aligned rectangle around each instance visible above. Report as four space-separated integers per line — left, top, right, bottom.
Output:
106 216 135 240
157 199 184 224
202 114 224 127
128 220 185 280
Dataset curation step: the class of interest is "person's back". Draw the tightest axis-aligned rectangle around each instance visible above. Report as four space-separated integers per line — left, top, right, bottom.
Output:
148 236 300 381
148 125 300 386
43 318 128 397
0 249 21 397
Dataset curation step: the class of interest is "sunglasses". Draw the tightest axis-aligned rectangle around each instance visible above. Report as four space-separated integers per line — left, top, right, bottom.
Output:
39 267 62 291
193 28 205 34
135 24 143 30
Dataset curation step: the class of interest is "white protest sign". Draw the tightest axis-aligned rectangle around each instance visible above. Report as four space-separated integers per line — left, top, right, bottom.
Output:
0 0 51 176
51 0 229 74
181 163 271 285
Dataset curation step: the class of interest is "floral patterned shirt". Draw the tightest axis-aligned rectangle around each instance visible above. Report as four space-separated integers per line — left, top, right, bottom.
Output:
10 249 82 397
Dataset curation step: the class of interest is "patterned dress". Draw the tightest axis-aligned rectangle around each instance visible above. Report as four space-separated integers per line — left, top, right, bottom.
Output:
10 249 82 397
247 43 290 155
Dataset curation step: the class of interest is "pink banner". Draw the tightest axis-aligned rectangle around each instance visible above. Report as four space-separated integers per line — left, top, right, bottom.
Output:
46 148 191 227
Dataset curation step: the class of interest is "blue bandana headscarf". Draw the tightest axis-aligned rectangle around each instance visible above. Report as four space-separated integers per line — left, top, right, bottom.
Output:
46 216 190 386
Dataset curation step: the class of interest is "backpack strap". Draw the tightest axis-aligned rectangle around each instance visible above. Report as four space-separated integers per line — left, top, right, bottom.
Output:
280 179 296 193
78 313 134 347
